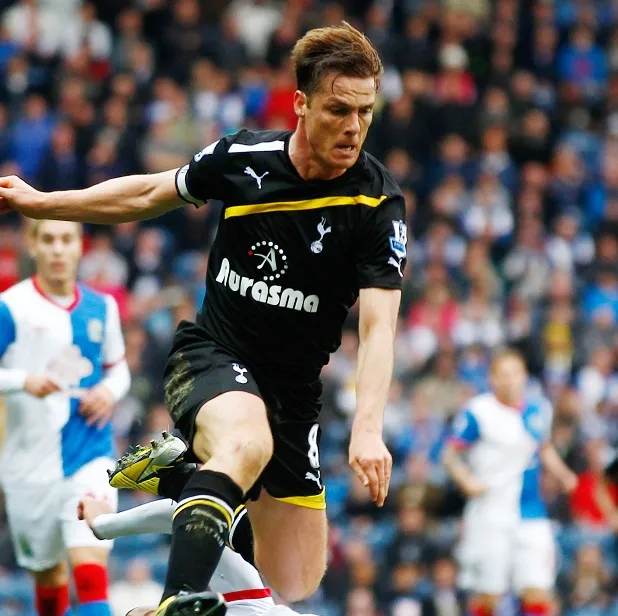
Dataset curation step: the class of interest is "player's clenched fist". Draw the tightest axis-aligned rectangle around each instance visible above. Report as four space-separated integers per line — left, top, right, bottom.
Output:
24 374 61 398
0 175 43 216
349 428 392 508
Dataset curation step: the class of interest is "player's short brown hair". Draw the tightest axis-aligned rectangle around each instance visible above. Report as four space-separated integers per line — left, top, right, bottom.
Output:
291 22 383 96
490 347 527 372
29 219 83 238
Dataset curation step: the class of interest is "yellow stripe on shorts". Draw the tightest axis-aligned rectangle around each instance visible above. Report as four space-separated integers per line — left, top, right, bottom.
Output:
274 488 327 510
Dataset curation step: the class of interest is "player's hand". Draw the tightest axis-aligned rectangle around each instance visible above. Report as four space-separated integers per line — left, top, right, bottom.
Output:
0 175 44 216
462 478 488 499
561 471 578 493
349 427 392 507
77 494 113 540
24 374 61 398
78 384 116 428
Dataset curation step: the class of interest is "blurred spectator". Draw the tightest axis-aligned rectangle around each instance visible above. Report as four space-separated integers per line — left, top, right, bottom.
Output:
460 172 514 244
62 2 112 75
502 217 551 301
576 346 618 418
111 8 143 73
583 265 618 326
557 544 616 613
36 122 83 191
160 0 204 85
545 209 595 273
570 437 618 528
2 0 62 59
415 349 470 420
557 25 608 107
384 499 436 572
80 229 129 288
421 556 465 616
346 587 378 616
109 558 163 616
476 124 518 191
10 93 55 181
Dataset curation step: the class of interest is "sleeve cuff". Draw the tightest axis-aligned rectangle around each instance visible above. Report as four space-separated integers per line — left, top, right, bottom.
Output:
446 436 473 450
175 165 203 207
0 369 28 392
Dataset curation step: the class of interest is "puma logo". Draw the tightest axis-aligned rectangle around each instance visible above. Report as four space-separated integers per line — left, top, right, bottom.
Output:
305 470 322 488
388 256 404 277
244 166 269 189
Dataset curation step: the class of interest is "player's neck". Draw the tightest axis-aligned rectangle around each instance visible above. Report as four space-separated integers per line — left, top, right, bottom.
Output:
494 393 524 410
35 274 77 299
289 129 347 181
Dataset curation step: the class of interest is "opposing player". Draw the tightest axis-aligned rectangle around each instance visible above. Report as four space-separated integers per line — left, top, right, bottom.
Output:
0 220 130 616
78 496 316 616
443 349 577 616
0 22 405 615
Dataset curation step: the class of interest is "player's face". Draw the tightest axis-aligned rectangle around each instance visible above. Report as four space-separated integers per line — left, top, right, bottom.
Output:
489 356 527 405
30 220 82 286
297 73 376 172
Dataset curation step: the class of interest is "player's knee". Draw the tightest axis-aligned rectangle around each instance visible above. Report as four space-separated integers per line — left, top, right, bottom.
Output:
268 552 326 602
33 563 69 588
520 588 553 614
470 594 501 616
228 428 274 476
201 421 273 484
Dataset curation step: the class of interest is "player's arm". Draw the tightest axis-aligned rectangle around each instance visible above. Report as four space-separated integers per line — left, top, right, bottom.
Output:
594 473 618 531
442 409 487 498
0 300 60 397
0 137 230 222
351 196 408 507
0 170 183 223
539 442 578 492
350 287 400 507
79 296 131 427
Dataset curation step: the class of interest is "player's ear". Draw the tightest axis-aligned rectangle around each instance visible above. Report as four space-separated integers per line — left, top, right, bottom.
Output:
294 90 308 119
25 219 39 257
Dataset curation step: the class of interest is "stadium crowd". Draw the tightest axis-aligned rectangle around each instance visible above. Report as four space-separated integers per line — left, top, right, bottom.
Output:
0 0 617 614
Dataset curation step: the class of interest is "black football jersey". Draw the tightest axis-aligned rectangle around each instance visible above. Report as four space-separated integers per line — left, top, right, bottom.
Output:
175 129 407 383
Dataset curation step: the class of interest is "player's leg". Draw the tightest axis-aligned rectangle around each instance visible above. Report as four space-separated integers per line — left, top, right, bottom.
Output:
64 458 118 616
33 563 73 616
246 491 327 601
69 547 112 616
513 520 556 616
457 521 510 616
3 483 71 616
245 404 328 602
160 390 273 608
109 436 257 566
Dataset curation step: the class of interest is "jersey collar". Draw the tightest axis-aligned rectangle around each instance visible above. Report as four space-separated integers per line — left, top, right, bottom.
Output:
32 275 82 312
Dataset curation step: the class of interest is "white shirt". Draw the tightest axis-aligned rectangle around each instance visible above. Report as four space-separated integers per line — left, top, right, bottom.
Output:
449 392 552 527
0 278 129 487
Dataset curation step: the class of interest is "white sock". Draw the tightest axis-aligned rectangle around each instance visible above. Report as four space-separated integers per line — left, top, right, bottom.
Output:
93 498 174 539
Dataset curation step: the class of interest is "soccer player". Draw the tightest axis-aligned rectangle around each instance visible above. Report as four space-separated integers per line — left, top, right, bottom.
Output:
443 349 577 616
78 496 316 616
0 22 405 616
0 220 130 616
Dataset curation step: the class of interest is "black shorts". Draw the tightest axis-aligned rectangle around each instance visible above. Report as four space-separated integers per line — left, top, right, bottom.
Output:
164 321 326 509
